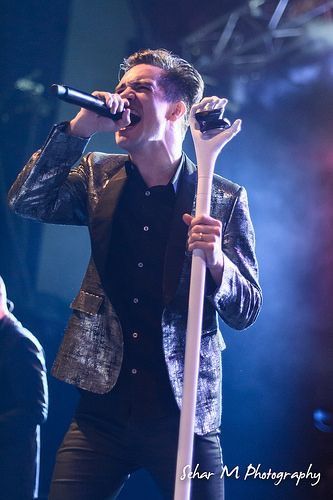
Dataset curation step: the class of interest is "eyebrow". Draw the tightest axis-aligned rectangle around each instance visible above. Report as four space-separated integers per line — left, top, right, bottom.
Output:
114 79 156 93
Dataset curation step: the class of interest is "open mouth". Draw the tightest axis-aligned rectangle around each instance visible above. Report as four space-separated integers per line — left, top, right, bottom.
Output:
129 113 140 125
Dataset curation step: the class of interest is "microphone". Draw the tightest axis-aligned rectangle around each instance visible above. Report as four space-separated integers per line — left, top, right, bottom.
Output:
50 84 140 124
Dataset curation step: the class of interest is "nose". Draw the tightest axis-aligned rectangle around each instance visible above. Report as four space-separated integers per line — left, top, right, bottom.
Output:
119 87 135 102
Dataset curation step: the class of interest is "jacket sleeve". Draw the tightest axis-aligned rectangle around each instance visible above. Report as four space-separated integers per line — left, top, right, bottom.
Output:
207 186 263 330
8 123 91 225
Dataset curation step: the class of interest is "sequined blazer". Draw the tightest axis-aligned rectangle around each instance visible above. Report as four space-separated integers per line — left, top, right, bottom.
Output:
8 124 262 435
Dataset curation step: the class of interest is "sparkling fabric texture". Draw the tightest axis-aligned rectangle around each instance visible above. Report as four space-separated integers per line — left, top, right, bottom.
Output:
8 123 262 435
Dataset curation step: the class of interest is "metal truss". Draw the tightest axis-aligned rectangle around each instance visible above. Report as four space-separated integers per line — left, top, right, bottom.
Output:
180 0 333 79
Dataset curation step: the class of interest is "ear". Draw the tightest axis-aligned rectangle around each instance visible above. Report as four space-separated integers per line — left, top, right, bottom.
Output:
167 101 187 122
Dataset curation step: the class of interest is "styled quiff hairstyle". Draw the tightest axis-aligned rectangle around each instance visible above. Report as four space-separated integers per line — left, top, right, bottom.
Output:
119 48 204 135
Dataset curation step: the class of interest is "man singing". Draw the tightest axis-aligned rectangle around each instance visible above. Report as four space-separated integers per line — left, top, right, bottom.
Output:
9 48 262 499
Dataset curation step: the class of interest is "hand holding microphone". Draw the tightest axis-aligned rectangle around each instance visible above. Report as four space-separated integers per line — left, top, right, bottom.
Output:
51 84 139 137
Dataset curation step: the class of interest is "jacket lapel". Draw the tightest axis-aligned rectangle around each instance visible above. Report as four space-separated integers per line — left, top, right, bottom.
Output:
90 161 128 287
163 155 197 305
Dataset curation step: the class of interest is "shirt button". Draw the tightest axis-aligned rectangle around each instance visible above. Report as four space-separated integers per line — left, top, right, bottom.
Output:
132 332 138 339
133 297 139 304
145 190 151 197
143 225 149 231
131 368 137 375
138 262 144 268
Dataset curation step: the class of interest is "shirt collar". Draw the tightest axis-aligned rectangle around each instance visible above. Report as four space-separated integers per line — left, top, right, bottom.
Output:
125 152 185 194
169 152 185 194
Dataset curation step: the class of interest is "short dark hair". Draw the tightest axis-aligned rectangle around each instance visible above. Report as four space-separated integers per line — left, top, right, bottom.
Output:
120 48 204 132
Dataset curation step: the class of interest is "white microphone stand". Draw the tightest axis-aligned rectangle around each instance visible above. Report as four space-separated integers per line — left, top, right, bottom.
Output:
174 154 216 500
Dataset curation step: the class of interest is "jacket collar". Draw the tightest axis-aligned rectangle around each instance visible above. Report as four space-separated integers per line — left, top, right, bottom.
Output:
90 158 128 294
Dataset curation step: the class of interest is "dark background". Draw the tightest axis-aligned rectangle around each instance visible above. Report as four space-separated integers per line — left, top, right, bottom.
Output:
1 1 332 499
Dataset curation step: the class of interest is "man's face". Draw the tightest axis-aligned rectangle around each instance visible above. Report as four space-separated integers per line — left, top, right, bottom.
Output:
114 64 174 153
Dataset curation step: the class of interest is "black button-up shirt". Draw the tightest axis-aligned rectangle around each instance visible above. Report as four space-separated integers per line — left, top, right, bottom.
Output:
77 158 184 422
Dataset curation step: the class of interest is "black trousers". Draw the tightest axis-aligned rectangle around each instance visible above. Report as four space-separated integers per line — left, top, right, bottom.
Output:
49 413 224 499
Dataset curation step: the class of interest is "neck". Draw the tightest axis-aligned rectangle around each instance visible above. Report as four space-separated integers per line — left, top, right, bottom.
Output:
129 137 183 188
